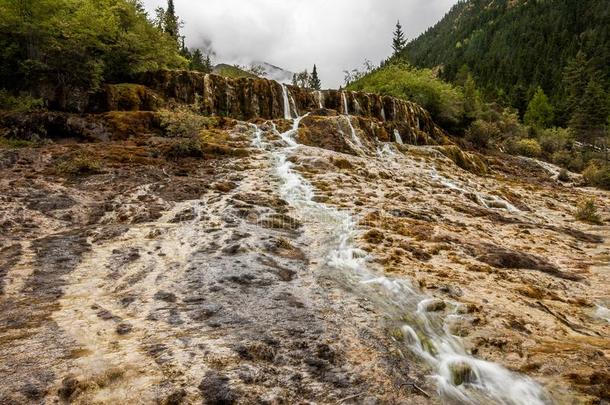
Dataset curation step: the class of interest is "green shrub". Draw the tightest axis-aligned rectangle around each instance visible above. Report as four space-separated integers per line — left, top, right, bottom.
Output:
0 90 43 112
56 154 102 176
156 109 219 138
512 139 542 157
558 168 570 182
465 120 500 148
583 162 610 190
346 62 465 130
538 127 573 155
575 199 602 224
0 137 36 148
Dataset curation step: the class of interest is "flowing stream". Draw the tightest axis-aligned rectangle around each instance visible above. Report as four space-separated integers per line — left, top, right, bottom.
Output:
394 129 404 145
256 92 551 403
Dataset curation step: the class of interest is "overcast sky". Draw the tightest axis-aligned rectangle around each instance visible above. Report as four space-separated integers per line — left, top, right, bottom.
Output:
142 0 457 88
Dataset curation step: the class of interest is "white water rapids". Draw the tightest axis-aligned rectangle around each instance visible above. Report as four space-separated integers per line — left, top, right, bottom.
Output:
253 89 551 404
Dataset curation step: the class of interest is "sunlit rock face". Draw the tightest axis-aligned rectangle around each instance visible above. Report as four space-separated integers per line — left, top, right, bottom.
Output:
0 76 608 404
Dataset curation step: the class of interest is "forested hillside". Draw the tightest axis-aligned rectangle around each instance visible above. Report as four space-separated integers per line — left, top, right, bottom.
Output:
402 0 610 120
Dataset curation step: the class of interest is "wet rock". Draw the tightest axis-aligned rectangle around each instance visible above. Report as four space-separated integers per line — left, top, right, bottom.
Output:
26 193 76 214
96 309 116 320
190 304 221 321
198 371 237 405
116 322 133 335
234 342 276 362
421 299 446 312
449 362 476 386
21 382 45 400
169 207 196 223
475 243 582 281
221 243 244 255
154 290 178 303
162 389 187 405
57 376 79 400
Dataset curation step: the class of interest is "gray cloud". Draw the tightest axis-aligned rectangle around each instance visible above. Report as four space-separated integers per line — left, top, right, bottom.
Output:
142 0 457 88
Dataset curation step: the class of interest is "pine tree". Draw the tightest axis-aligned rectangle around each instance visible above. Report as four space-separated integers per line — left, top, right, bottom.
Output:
463 73 481 120
392 20 406 55
309 65 321 90
570 78 609 142
163 0 179 41
189 49 205 72
563 51 590 113
524 86 554 128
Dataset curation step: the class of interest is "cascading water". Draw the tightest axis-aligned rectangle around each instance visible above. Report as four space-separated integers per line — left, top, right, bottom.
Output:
341 92 350 115
251 115 551 405
281 84 293 119
316 90 324 109
394 129 404 145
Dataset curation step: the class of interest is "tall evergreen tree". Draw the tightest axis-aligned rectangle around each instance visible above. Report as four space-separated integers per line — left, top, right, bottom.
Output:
563 52 590 113
309 65 321 90
524 86 554 128
570 78 609 142
163 0 179 42
392 20 406 55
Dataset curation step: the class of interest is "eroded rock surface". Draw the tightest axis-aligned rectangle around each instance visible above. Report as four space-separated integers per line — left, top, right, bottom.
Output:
0 87 608 404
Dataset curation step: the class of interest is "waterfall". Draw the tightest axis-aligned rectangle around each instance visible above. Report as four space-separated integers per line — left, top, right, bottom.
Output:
344 115 363 150
281 84 292 119
251 117 550 405
353 98 362 115
393 129 404 145
341 91 349 115
316 90 324 109
381 106 386 121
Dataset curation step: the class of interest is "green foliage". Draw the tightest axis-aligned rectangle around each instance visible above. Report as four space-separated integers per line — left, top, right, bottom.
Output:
512 139 542 158
309 65 321 90
569 77 609 142
524 87 554 129
162 0 179 41
558 168 570 182
462 74 482 121
574 199 603 224
392 20 407 55
213 64 257 79
0 90 43 112
346 62 465 130
537 127 572 155
0 137 37 148
583 161 610 190
0 0 186 109
157 108 218 138
402 0 610 119
189 49 213 73
56 153 102 176
465 119 499 148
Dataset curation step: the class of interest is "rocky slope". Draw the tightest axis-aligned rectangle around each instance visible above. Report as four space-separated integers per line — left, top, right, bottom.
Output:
0 73 608 404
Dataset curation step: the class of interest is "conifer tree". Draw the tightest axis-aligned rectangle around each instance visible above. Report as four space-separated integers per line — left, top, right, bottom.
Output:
570 78 609 142
463 73 481 120
563 51 590 113
524 86 554 128
392 20 406 55
163 0 179 42
309 65 321 90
